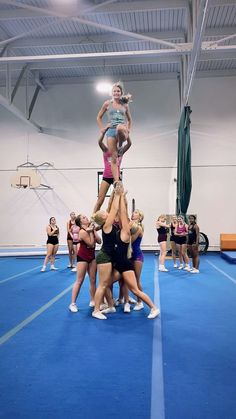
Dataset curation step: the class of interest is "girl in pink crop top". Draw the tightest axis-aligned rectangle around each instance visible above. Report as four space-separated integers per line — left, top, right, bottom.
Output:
93 127 131 213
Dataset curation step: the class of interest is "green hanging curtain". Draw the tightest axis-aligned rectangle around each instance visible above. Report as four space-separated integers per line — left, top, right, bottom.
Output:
176 105 192 216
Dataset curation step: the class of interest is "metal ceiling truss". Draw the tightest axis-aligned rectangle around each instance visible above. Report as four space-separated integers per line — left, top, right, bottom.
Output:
0 0 235 128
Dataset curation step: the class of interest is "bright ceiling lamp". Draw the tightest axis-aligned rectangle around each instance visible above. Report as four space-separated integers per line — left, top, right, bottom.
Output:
96 81 113 95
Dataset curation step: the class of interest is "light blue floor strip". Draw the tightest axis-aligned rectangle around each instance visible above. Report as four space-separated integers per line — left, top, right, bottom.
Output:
206 259 236 285
0 265 42 284
150 259 165 419
0 284 73 346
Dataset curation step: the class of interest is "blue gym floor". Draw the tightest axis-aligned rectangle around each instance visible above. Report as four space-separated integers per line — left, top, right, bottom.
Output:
0 252 235 419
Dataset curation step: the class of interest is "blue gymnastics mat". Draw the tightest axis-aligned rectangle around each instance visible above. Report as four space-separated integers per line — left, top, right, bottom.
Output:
221 251 236 264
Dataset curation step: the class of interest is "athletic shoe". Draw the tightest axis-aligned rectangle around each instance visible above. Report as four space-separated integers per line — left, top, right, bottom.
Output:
178 265 183 270
128 296 137 304
147 308 160 319
92 310 107 320
41 266 46 272
190 268 200 274
100 303 109 311
71 267 77 272
50 265 58 270
101 307 116 314
69 303 78 313
89 301 95 307
133 302 144 311
159 267 168 272
114 298 124 307
173 264 178 268
124 303 131 313
184 266 191 271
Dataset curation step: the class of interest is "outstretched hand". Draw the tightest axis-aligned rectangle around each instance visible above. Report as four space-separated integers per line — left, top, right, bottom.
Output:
114 181 124 195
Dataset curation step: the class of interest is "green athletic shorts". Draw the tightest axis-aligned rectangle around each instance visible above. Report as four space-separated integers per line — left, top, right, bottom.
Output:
96 249 113 264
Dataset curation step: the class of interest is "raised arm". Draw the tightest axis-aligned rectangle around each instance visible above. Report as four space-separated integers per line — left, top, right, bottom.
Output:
122 135 132 154
98 123 111 152
156 220 170 229
79 229 95 248
104 188 122 233
46 225 57 236
119 191 130 242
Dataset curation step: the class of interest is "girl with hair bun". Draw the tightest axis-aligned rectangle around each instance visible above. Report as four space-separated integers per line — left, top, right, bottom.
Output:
97 82 132 182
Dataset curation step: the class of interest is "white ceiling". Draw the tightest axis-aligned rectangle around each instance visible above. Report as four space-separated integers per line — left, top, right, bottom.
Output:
0 0 235 89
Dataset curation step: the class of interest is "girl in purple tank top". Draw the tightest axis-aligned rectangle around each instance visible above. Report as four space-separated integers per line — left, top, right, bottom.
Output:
130 209 145 311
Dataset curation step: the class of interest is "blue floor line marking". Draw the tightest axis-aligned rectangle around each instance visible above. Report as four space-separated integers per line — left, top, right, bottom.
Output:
0 265 42 284
206 259 236 285
150 259 165 419
0 284 73 346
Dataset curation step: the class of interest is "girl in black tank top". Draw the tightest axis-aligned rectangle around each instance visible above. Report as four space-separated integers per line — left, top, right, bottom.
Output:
41 217 59 272
187 215 200 273
111 190 160 319
92 187 123 319
67 212 76 268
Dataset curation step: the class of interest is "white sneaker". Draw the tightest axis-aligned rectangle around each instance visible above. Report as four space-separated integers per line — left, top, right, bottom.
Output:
67 264 72 268
128 296 137 304
50 265 58 270
92 310 107 320
89 301 95 307
178 265 183 270
114 298 123 307
184 265 191 271
101 307 116 314
41 266 46 272
159 267 168 272
71 267 77 272
69 303 78 313
100 303 109 311
173 264 178 268
124 303 131 313
133 302 144 311
148 308 160 319
190 268 200 274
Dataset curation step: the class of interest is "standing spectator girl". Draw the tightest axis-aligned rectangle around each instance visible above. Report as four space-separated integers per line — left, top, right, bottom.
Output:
174 215 190 271
188 215 200 273
66 212 76 268
41 217 59 272
156 215 170 272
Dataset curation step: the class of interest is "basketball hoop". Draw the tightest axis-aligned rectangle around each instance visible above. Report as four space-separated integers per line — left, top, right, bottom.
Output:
11 168 41 189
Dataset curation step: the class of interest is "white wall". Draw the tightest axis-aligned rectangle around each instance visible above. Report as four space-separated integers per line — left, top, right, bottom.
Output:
0 77 235 249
